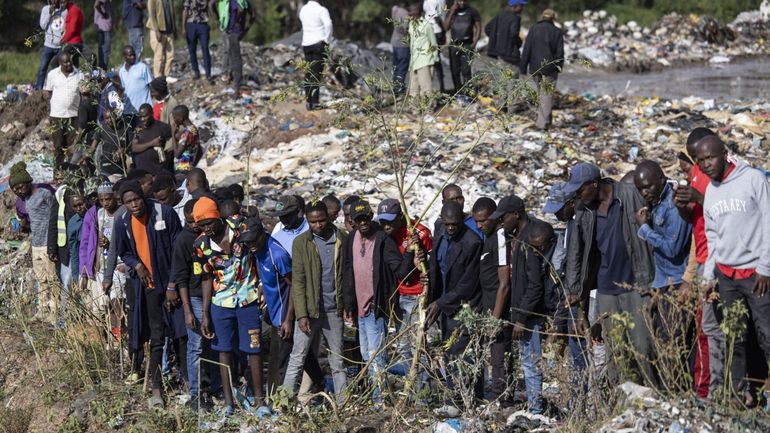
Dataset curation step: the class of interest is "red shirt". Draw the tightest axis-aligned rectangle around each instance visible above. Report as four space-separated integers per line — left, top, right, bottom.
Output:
707 163 755 280
689 164 710 265
153 101 165 121
62 2 84 44
391 221 432 295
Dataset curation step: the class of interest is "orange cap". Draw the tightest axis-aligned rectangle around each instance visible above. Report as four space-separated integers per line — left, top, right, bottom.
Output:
193 197 220 223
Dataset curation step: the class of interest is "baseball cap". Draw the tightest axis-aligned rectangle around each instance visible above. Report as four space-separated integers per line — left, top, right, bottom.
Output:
350 200 373 221
239 217 265 243
270 195 300 217
377 198 402 222
508 0 527 6
543 182 576 214
489 195 525 220
564 163 601 194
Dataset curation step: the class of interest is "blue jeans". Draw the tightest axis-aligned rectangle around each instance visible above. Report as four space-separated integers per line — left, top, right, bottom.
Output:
358 310 387 403
36 46 60 90
127 27 143 60
186 22 211 78
519 318 544 414
58 262 71 324
97 30 111 70
392 47 410 94
187 296 204 397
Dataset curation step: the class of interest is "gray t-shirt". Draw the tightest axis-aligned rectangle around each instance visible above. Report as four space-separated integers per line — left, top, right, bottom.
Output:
314 231 337 312
27 188 55 247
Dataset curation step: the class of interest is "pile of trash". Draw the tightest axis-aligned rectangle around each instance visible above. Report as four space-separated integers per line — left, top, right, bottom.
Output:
599 382 770 433
564 6 770 72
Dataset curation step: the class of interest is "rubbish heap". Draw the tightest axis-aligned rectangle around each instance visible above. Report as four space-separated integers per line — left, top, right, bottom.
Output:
599 382 770 433
563 8 770 72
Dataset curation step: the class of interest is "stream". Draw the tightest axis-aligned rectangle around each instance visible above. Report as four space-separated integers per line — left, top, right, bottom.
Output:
560 56 770 100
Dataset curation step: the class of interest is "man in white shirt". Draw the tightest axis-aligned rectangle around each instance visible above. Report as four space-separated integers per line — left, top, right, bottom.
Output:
299 0 332 111
423 0 446 92
45 51 84 171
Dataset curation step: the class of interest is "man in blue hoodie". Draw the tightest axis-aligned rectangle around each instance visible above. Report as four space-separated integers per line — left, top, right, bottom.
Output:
699 135 770 403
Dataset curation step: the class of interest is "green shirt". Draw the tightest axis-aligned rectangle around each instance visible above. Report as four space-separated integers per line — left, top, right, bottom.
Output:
409 16 438 72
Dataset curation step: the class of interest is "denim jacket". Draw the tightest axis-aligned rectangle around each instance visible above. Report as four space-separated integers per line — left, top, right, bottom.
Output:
637 183 692 290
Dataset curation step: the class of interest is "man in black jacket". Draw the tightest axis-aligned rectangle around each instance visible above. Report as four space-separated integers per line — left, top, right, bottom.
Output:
342 199 414 404
426 201 482 353
563 162 657 387
520 8 564 130
485 0 524 71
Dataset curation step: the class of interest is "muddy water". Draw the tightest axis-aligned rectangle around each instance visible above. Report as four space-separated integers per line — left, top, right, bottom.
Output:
560 56 770 100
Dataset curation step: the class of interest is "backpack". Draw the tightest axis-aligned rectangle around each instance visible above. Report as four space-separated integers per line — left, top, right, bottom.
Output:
451 9 475 42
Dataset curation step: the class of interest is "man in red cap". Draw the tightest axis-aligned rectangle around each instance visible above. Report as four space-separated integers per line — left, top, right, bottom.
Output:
193 197 267 416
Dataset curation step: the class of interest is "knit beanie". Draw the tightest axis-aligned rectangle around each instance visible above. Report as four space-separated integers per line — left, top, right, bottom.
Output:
193 197 221 223
118 179 145 201
9 161 33 187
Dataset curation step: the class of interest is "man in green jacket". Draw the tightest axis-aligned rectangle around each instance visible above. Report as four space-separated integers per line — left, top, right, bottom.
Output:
282 200 348 404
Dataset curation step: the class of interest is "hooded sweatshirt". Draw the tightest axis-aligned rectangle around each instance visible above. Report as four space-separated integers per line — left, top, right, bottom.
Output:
40 5 68 49
703 161 770 279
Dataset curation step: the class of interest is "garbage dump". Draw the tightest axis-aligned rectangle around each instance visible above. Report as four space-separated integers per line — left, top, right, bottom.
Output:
563 8 770 72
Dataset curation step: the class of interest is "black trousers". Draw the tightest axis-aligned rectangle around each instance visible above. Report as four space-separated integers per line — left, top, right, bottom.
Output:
303 42 327 105
50 117 76 169
717 269 770 395
448 41 474 93
144 287 167 390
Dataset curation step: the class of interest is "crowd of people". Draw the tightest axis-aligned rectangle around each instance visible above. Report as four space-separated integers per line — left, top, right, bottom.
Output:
35 1 564 123
15 0 770 422
9 124 770 415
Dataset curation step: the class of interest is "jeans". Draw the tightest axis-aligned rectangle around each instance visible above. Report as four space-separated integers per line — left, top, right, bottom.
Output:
448 42 474 93
283 312 348 405
518 317 544 414
392 47 409 94
187 297 204 396
390 295 429 393
717 269 770 396
97 30 111 70
185 22 211 78
127 27 144 61
35 46 60 90
303 42 327 105
358 311 387 403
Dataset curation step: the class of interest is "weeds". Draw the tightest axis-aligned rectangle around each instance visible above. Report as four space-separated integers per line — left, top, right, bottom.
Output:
0 407 32 433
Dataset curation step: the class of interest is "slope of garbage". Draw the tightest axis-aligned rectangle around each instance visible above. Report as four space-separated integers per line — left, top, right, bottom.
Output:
564 4 770 72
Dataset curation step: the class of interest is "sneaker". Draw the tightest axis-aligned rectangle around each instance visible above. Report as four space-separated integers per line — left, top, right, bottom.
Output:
124 372 141 385
148 395 165 410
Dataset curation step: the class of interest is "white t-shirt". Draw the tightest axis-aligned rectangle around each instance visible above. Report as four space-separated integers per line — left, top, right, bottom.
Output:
299 0 332 46
423 0 447 34
45 67 84 118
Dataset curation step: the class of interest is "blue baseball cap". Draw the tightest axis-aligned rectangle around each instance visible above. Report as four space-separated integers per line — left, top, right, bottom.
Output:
564 163 601 194
543 182 576 214
508 0 527 6
377 198 402 222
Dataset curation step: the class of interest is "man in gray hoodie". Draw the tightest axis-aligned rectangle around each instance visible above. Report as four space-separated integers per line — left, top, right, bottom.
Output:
699 135 770 402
